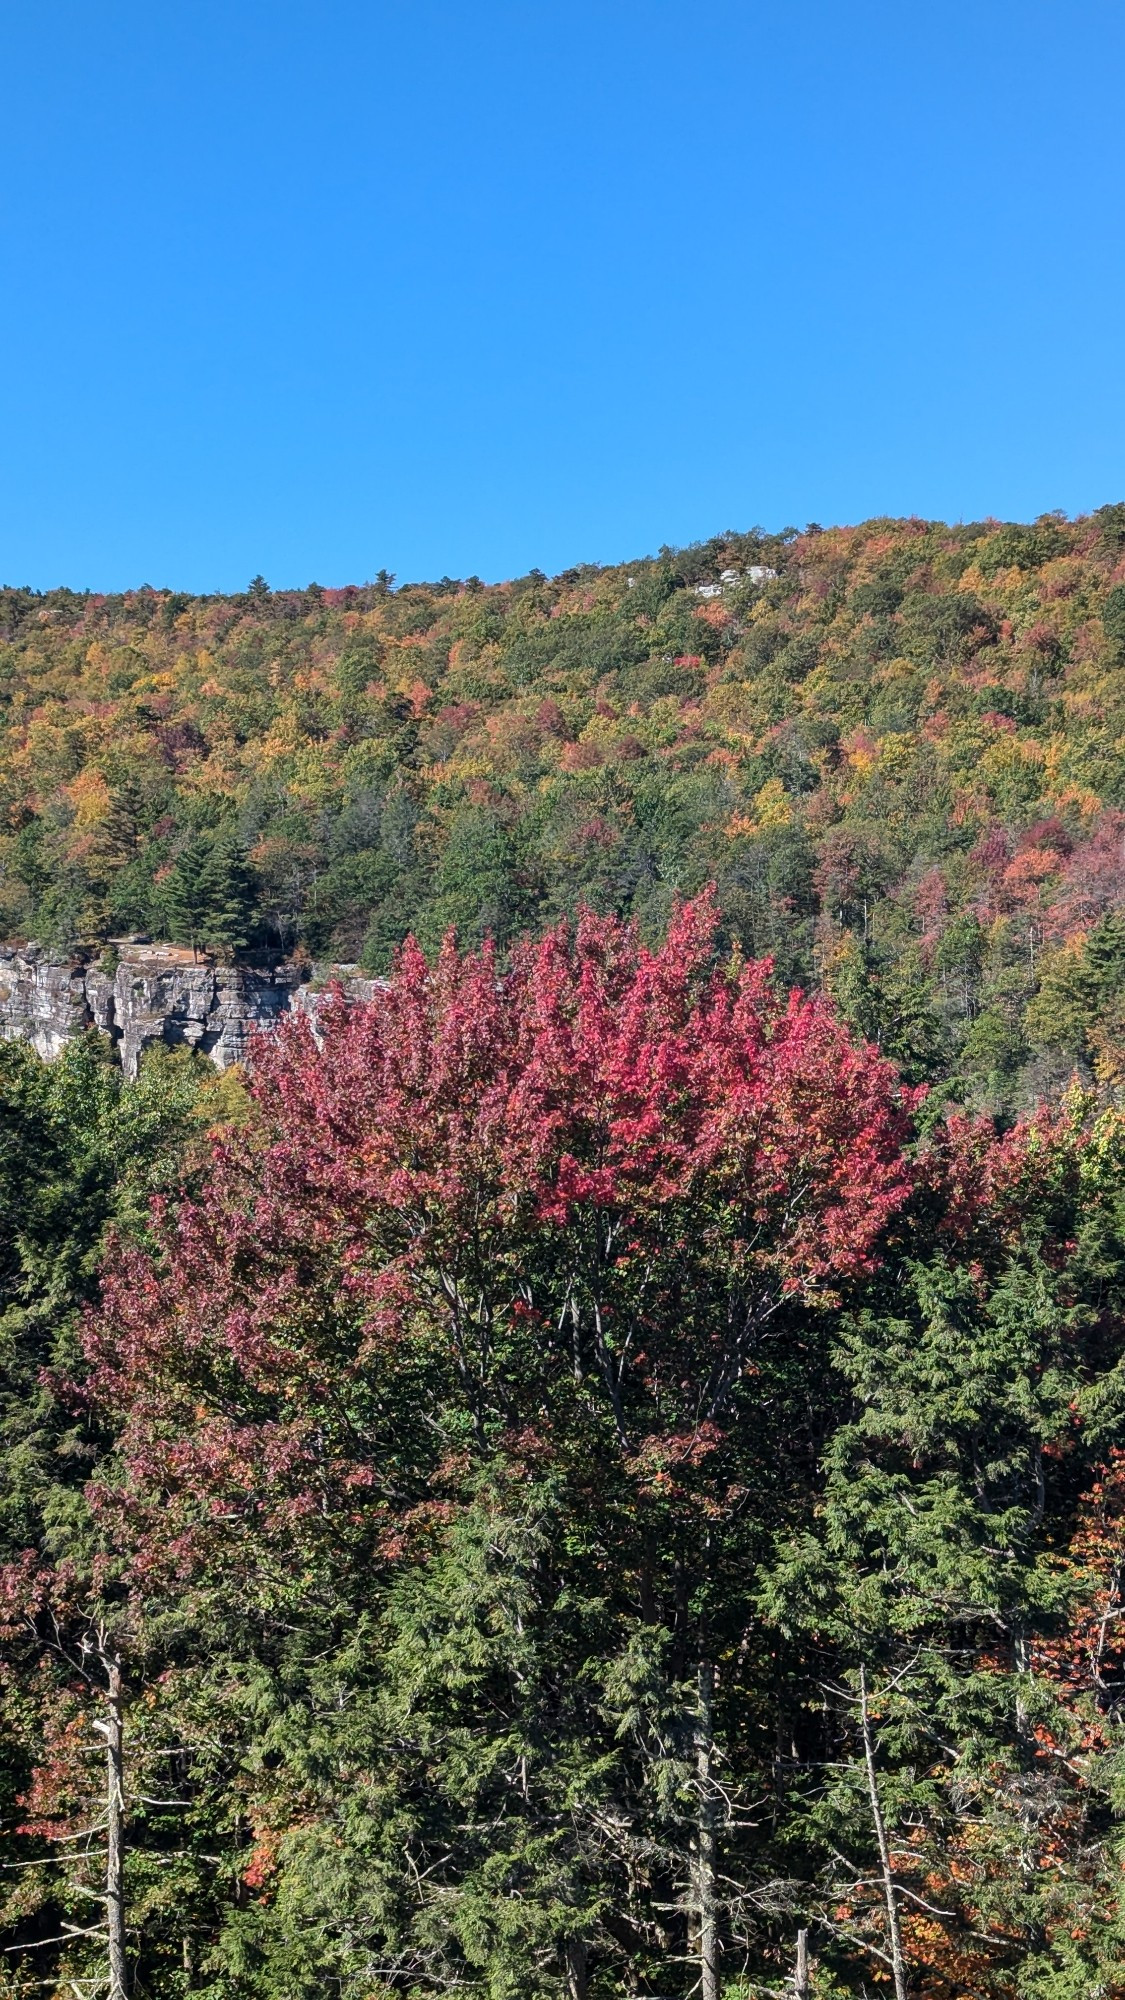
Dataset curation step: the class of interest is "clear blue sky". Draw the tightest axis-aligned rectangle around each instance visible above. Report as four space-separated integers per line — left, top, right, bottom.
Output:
1 0 1123 591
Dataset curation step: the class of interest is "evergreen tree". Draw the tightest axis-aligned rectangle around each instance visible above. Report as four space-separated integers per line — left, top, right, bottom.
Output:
0 1042 236 1997
763 1108 1125 1996
160 824 255 958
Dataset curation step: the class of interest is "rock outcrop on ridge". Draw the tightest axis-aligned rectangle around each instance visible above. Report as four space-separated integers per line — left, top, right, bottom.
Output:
0 941 379 1076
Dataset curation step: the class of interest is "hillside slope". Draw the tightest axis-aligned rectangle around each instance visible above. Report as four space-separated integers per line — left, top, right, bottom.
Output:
4 508 1125 1110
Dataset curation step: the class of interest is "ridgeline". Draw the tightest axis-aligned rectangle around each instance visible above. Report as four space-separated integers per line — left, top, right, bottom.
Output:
6 509 1125 1111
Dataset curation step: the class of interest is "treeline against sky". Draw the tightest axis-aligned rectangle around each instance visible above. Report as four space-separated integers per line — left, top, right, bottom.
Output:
5 506 1125 1110
4 907 1125 1999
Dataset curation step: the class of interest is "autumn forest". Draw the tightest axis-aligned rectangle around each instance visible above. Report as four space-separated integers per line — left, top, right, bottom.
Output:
5 513 1125 1997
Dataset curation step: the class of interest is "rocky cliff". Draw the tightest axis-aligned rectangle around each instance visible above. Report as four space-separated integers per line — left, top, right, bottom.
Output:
0 942 378 1076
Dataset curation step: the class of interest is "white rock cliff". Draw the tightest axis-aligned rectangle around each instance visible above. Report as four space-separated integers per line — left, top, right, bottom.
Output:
0 942 378 1076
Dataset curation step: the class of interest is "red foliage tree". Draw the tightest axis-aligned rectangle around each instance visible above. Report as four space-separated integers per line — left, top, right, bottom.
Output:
85 894 917 1589
12 897 1111 1998
75 895 920 1997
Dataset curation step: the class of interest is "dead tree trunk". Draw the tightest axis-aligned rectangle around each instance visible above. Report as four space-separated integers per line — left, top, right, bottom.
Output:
858 1664 906 2000
92 1643 128 2000
794 1925 810 1998
694 1659 719 2000
564 1933 588 2000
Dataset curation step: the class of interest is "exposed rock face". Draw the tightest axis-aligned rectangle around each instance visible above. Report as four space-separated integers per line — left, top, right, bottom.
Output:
0 946 90 1061
0 941 373 1077
91 947 310 1078
290 969 384 1029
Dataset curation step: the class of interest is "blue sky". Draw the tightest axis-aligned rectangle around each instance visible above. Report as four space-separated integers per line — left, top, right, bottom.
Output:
1 0 1123 590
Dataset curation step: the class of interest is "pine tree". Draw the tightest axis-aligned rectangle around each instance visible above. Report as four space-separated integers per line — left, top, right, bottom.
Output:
160 824 254 958
763 1107 1125 1996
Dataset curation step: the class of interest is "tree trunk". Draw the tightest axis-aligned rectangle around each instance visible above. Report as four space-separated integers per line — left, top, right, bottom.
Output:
564 1933 588 2000
695 1659 719 2000
795 1926 809 1998
1013 1621 1032 1751
103 1654 127 2000
858 1664 906 2000
1012 1622 1045 1949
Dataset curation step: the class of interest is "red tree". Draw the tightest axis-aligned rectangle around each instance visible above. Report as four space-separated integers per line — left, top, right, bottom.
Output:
73 896 924 1997
9 896 1095 1997
85 895 916 1582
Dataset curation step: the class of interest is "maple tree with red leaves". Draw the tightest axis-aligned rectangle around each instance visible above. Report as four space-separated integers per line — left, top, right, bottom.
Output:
73 895 915 1996
86 893 913 1572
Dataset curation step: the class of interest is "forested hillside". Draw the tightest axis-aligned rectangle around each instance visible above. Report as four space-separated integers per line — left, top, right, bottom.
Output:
5 505 1125 1109
7 516 1125 2000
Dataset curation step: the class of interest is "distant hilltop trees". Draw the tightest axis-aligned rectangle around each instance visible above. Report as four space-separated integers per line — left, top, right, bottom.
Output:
4 507 1125 1112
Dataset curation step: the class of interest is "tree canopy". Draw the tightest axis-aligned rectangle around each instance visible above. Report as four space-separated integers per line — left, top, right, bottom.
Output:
3 902 1125 1997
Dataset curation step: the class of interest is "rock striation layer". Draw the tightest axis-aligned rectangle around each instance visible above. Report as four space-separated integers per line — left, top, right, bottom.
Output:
0 942 376 1076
